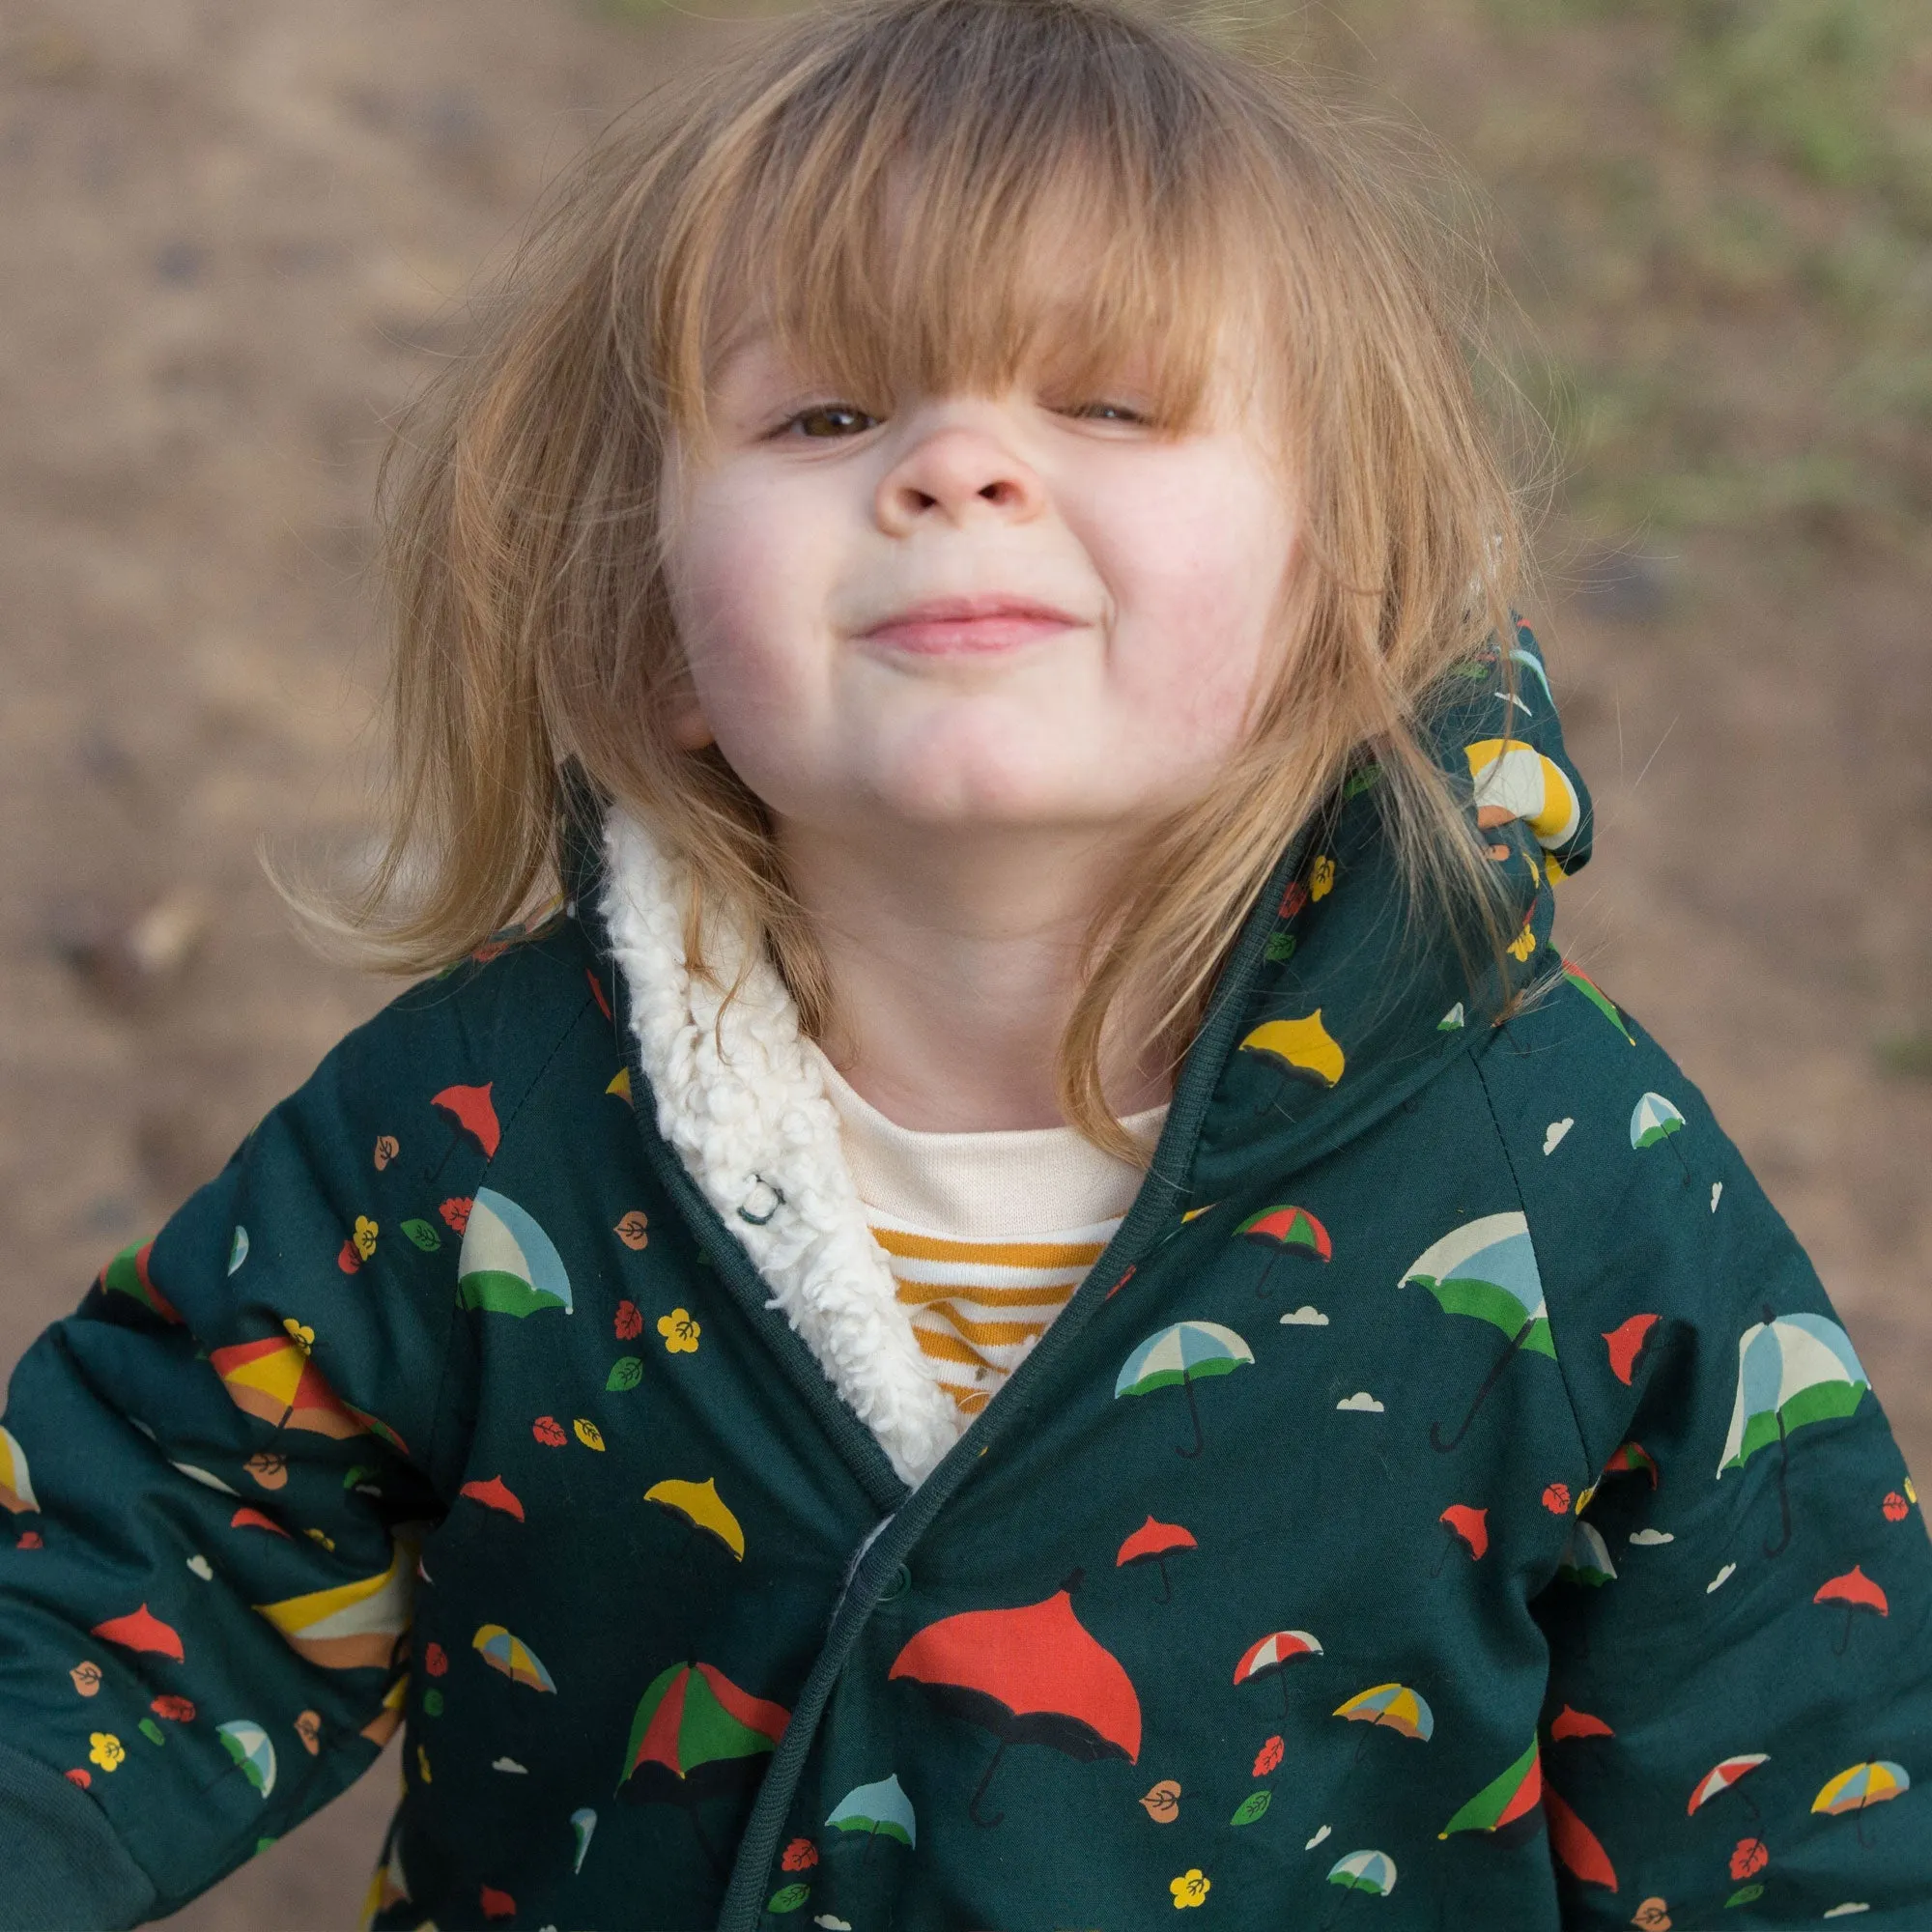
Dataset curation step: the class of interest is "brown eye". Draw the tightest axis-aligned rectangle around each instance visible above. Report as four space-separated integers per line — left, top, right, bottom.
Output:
1065 400 1148 424
786 404 878 439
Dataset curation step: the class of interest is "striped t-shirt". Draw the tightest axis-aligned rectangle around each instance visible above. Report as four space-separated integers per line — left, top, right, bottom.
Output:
806 1045 1169 1422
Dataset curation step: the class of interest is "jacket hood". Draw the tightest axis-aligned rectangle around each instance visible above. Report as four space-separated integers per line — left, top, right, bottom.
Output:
584 620 1593 1489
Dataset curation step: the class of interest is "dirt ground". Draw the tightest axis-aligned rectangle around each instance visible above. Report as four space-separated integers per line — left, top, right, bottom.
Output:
0 1 1926 1926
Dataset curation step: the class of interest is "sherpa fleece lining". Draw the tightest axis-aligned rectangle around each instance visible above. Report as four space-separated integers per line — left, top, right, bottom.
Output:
599 807 967 1490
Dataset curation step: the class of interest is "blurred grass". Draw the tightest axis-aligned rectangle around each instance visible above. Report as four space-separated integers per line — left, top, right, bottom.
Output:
588 0 1932 557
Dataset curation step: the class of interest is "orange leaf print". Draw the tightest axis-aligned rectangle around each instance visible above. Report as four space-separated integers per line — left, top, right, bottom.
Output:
1139 1778 1181 1822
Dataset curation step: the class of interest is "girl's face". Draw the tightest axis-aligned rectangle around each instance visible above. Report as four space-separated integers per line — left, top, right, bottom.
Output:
660 323 1298 845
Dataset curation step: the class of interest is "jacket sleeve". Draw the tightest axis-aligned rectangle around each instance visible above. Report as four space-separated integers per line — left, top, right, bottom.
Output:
1480 984 1932 1927
0 967 515 1927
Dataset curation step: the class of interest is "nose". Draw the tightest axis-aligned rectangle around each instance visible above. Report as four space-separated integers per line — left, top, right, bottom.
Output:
874 418 1046 533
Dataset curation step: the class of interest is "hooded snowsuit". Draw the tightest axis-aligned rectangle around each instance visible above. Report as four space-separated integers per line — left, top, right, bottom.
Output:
1 627 1927 1931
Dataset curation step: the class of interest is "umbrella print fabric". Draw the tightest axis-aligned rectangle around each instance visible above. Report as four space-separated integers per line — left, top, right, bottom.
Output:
618 1661 788 1800
473 1623 557 1692
457 1188 575 1317
1720 1310 1870 1555
1115 1322 1254 1459
1334 1684 1435 1742
1629 1093 1686 1151
1234 1629 1322 1718
645 1477 746 1560
1814 1761 1910 1847
1555 1521 1617 1587
1439 1738 1543 1844
1463 739 1583 849
1400 1212 1554 1451
827 1773 917 1853
888 1574 1141 1827
1815 1761 1910 1817
255 1540 413 1668
210 1336 365 1440
1562 961 1634 1044
1236 1206 1332 1302
1116 1516 1198 1603
1689 1754 1768 1817
1327 1850 1397 1894
216 1720 276 1799
0 1426 37 1515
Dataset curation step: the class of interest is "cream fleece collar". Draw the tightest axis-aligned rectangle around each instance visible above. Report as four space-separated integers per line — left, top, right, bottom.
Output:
596 806 965 1491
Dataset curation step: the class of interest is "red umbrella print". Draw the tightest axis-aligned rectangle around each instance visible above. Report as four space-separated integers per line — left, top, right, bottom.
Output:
1814 1568 1889 1656
1233 1628 1322 1722
1689 1753 1769 1827
1432 1505 1489 1577
1236 1206 1332 1303
888 1569 1141 1827
430 1082 501 1177
1115 1517 1197 1604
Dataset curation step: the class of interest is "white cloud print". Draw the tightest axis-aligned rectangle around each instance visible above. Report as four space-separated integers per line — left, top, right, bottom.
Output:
1336 1391 1384 1413
1280 1305 1329 1325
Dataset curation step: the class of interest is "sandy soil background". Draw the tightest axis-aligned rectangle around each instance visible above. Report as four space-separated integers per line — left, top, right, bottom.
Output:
0 0 1926 1924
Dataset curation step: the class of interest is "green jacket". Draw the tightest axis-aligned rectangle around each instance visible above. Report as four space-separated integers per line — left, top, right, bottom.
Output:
2 626 1927 1931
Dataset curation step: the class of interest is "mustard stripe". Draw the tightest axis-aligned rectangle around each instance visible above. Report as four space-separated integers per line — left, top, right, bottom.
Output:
912 1327 996 1369
869 1228 1109 1268
923 1304 1048 1348
894 1275 1076 1310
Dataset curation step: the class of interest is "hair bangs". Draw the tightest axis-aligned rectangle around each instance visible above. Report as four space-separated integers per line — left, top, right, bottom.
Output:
666 2 1258 443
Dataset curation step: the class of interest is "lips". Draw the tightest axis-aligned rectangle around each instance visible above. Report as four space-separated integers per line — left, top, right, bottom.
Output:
858 594 1083 656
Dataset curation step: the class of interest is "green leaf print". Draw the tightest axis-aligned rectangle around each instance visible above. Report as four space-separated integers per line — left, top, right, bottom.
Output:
400 1219 442 1252
1230 1789 1271 1826
607 1355 644 1392
766 1882 810 1912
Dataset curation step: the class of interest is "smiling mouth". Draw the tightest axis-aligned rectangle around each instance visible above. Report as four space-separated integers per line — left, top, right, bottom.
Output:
858 595 1083 656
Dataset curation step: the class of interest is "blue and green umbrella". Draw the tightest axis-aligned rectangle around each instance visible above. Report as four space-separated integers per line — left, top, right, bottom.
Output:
216 1719 276 1799
1328 1849 1397 1894
1630 1092 1685 1151
827 1773 916 1862
1115 1322 1255 1459
1400 1213 1554 1452
1720 1308 1869 1556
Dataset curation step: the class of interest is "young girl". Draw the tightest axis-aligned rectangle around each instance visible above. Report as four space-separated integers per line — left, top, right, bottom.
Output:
1 0 1926 1926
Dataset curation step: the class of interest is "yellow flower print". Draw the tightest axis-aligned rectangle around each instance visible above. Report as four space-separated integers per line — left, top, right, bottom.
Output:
1508 921 1537 962
658 1308 701 1354
1309 856 1336 900
304 1527 336 1551
353 1216 379 1262
89 1732 125 1773
1170 1868 1210 1908
282 1318 314 1355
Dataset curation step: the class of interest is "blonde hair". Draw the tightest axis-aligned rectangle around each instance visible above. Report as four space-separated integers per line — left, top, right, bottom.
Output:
332 0 1540 1159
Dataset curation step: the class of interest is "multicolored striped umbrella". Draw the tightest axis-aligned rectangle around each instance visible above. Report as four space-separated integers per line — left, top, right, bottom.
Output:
1115 1322 1255 1460
1335 1683 1435 1743
1233 1629 1322 1719
1327 1849 1397 1894
1814 1761 1910 1847
1400 1212 1554 1452
1719 1309 1870 1555
472 1623 556 1693
1236 1205 1331 1302
216 1719 276 1799
1439 1738 1542 1844
1688 1753 1768 1818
